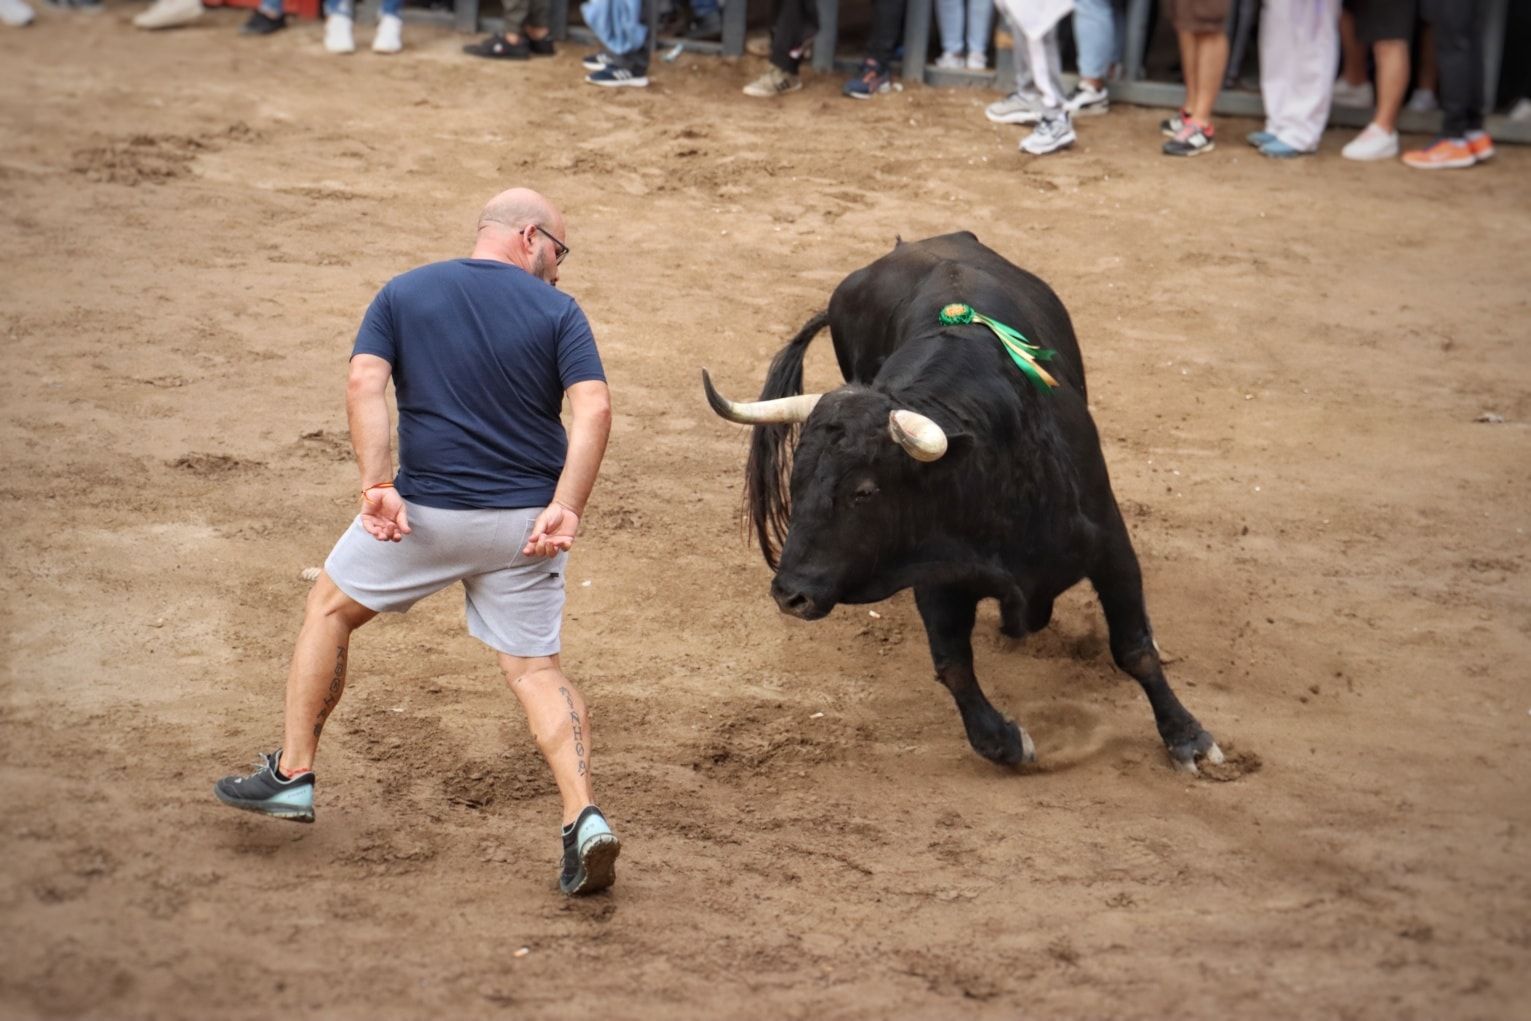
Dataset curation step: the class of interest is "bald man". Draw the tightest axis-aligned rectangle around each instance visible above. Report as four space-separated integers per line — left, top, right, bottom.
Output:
215 189 621 897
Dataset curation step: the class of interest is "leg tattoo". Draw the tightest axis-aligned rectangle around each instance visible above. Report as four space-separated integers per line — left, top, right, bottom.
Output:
313 644 346 739
559 686 588 777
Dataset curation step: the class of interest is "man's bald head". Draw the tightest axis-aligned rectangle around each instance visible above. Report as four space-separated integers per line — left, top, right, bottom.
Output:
473 187 567 286
478 188 563 237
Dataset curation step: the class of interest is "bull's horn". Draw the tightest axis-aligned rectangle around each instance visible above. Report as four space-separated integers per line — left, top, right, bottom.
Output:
888 409 948 462
701 369 823 425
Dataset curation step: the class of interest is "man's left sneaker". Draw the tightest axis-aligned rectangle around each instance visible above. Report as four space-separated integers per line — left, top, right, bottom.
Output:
324 12 355 54
1402 136 1476 170
585 65 648 87
1465 130 1495 162
214 750 315 823
1163 119 1215 157
560 805 620 895
1066 80 1109 116
372 13 403 53
132 0 201 29
843 58 896 100
240 8 286 34
1020 112 1075 155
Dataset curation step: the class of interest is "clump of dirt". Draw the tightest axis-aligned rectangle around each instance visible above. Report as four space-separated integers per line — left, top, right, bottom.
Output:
168 453 262 477
1201 743 1263 782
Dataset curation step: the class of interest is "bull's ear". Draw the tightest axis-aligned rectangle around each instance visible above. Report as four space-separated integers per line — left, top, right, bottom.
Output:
888 410 948 462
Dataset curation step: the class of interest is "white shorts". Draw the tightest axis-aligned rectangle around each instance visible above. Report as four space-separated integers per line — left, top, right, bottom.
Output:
324 501 566 658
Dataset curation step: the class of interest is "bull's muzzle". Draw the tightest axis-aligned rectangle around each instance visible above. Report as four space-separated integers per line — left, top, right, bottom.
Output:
771 576 831 620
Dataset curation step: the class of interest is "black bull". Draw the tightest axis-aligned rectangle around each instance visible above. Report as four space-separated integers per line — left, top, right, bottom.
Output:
702 232 1223 773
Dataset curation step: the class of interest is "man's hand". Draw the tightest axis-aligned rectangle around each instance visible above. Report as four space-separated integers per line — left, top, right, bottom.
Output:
523 501 579 558
361 487 411 542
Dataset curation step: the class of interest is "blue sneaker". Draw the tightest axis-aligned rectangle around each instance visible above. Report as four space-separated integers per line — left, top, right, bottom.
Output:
585 64 649 88
1246 130 1276 148
843 58 895 100
559 805 620 895
214 750 315 823
1258 138 1308 158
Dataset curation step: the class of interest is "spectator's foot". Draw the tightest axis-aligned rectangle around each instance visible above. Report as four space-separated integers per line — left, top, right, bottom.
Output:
586 65 649 87
685 10 720 38
1066 80 1108 116
1160 107 1188 138
1508 98 1531 123
527 34 555 55
1341 123 1398 161
1019 112 1075 155
581 50 610 71
46 0 101 10
843 58 897 100
1163 119 1215 157
1246 130 1275 147
985 90 1045 125
240 9 286 34
1331 78 1373 108
965 50 987 71
1258 138 1308 158
1465 130 1494 163
934 51 964 70
0 0 35 25
133 0 201 30
1404 88 1437 113
323 12 355 53
372 13 402 53
743 64 801 98
214 751 315 823
1402 136 1476 170
463 33 529 58
560 806 620 896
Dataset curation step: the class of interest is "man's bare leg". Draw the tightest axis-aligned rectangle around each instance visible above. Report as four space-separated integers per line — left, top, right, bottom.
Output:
279 573 376 775
499 652 595 826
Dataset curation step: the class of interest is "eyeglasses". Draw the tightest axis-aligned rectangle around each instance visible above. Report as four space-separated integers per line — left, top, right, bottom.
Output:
531 224 569 266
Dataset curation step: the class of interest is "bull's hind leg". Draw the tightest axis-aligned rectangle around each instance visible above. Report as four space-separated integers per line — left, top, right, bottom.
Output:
1089 524 1223 774
915 585 1036 767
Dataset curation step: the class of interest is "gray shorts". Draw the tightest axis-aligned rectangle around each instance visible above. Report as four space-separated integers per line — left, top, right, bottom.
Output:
324 501 566 658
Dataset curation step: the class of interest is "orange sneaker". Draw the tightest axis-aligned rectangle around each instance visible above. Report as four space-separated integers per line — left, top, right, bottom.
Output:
1402 137 1476 170
1466 130 1496 161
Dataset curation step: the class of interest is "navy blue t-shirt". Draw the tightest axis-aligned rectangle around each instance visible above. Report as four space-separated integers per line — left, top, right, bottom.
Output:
351 259 605 510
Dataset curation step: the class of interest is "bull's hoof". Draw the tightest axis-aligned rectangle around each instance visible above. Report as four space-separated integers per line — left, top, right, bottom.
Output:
1167 729 1224 776
971 718 1036 768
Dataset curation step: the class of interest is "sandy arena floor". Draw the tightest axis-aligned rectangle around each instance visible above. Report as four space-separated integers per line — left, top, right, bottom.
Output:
2 9 1530 1020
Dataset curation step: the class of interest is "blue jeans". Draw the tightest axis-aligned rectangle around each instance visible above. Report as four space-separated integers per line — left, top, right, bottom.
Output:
935 0 993 56
1072 0 1123 80
325 0 404 15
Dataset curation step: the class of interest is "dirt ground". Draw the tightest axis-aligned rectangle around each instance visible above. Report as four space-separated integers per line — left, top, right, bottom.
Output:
3 9 1530 1020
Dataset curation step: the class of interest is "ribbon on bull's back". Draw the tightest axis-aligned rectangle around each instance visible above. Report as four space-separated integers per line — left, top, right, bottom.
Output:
939 303 1059 391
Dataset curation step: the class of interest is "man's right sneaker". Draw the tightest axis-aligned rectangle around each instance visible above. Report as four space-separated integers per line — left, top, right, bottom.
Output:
985 90 1045 125
214 750 315 823
1160 107 1188 138
1402 136 1476 170
1020 112 1075 155
843 58 895 100
240 8 286 34
1465 130 1495 162
132 0 201 29
1066 79 1109 116
743 64 801 98
560 805 620 895
324 12 355 54
585 64 649 87
1163 119 1215 157
582 50 611 71
0 0 35 25
1341 123 1398 161
934 51 964 70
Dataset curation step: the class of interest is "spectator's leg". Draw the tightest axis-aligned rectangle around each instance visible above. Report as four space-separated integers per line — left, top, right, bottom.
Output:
967 0 993 62
526 0 550 40
770 0 812 72
1188 30 1228 125
1423 0 1484 136
1373 38 1409 132
1339 7 1367 86
1074 0 1114 85
1176 30 1200 111
502 0 529 40
866 0 905 67
1260 0 1338 150
935 0 962 58
1003 6 1037 95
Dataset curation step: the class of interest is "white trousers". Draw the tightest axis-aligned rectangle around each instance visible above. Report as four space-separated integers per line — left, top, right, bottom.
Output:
1258 0 1341 151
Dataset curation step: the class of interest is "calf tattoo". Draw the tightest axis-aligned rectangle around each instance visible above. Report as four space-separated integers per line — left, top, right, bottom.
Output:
559 685 587 776
314 644 346 739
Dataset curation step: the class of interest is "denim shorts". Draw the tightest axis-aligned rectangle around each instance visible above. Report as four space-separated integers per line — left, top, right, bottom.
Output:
324 501 566 657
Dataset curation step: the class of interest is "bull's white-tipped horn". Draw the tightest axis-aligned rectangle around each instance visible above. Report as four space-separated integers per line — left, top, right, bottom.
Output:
701 369 823 425
888 409 948 462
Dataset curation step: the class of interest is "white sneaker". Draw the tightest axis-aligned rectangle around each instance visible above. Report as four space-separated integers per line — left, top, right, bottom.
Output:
133 0 201 28
985 90 1045 125
934 52 963 70
1 0 36 26
965 51 987 71
371 13 401 53
1331 78 1374 109
1066 79 1109 116
1404 87 1437 113
1507 97 1531 123
1020 112 1075 155
1341 123 1398 161
324 12 355 53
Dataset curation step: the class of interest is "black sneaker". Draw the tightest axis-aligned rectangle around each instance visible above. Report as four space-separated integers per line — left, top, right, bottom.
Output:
1160 106 1188 138
685 10 721 38
528 35 556 55
559 805 620 895
240 9 287 35
1163 120 1216 157
214 750 315 823
582 50 611 71
462 33 530 58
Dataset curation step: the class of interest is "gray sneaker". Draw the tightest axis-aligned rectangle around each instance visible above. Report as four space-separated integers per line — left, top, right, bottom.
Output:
743 65 802 98
560 806 621 895
1020 112 1075 155
214 750 315 823
985 90 1046 125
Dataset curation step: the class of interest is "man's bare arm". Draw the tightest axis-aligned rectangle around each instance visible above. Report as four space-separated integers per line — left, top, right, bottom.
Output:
346 353 410 541
524 379 611 557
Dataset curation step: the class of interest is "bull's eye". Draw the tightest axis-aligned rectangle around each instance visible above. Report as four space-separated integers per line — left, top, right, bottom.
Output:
852 479 879 505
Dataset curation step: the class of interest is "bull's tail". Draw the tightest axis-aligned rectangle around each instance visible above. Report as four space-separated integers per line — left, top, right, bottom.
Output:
745 310 831 569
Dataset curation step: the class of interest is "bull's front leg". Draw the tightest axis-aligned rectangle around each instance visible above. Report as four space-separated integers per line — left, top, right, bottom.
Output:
915 585 1036 767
